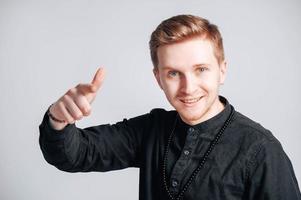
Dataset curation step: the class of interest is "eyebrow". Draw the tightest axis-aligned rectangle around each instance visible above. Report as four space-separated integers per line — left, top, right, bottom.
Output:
161 63 209 70
161 66 175 70
193 63 210 68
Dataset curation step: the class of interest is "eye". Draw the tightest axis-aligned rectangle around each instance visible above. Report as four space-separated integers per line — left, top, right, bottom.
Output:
197 67 208 72
168 70 179 77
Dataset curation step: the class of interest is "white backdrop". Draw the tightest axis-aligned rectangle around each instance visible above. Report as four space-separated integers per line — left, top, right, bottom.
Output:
0 0 300 199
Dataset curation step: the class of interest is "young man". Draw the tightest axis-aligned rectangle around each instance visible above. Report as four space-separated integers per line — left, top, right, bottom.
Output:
39 15 301 199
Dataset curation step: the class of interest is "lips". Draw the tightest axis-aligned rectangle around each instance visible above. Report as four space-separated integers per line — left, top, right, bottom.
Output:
179 97 202 106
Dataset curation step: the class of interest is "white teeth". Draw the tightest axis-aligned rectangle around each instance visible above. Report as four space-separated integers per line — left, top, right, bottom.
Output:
181 97 201 103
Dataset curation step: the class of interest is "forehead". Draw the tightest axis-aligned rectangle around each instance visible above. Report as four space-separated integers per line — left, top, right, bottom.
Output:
156 38 218 69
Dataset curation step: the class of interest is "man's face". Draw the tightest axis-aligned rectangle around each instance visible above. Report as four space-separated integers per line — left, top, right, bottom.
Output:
153 38 227 125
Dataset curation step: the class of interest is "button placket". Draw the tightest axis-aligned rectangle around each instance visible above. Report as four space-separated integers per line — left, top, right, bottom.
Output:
179 128 198 161
179 128 198 160
188 127 199 138
168 127 200 194
188 127 194 133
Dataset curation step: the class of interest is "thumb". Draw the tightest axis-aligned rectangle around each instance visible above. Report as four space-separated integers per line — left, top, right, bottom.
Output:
90 67 105 92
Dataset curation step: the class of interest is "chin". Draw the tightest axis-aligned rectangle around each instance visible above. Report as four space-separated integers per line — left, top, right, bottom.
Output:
170 97 211 123
178 108 207 125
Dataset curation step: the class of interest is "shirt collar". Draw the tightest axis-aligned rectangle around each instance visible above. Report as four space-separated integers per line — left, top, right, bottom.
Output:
177 96 233 134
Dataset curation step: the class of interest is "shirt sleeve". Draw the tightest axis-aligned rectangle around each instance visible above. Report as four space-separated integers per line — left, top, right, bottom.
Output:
246 139 301 200
39 107 152 172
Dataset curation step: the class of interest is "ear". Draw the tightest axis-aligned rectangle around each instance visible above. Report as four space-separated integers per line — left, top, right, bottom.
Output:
153 68 163 90
219 60 227 85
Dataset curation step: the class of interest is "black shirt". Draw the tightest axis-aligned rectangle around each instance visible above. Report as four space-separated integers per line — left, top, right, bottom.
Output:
39 96 301 200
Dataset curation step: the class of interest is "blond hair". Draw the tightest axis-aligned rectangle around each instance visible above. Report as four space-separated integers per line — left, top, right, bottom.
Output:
149 14 225 68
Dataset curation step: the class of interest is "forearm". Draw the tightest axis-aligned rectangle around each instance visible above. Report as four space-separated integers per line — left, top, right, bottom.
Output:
39 108 146 172
39 110 79 172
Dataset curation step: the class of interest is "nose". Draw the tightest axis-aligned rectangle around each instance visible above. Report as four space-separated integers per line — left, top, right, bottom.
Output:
180 74 197 95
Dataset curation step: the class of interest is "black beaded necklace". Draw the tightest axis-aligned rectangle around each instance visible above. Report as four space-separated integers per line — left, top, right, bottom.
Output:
162 105 235 200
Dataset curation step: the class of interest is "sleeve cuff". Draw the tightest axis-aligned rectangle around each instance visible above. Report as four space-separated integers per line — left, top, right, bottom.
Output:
39 106 76 140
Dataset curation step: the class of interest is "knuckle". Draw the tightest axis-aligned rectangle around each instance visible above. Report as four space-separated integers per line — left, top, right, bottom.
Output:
76 113 83 120
81 108 88 116
67 88 76 95
84 107 91 115
66 89 72 95
76 83 83 88
67 118 74 124
61 95 69 102
90 85 97 92
57 101 65 110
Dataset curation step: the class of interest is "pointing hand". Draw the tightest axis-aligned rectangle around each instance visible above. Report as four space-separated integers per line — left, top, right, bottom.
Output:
49 68 106 127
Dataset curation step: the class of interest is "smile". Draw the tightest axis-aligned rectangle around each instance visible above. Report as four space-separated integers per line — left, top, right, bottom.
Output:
180 97 202 105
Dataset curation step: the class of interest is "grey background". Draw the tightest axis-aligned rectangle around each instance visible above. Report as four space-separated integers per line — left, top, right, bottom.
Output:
0 0 300 199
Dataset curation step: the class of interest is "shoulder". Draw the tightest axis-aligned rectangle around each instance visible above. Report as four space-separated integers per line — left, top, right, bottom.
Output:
126 108 177 127
230 110 288 174
148 108 178 133
150 108 176 115
228 110 284 161
231 110 278 144
149 108 177 121
119 108 177 128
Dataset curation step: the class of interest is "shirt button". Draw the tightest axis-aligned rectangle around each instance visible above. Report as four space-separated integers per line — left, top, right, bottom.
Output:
188 127 194 133
171 180 178 187
183 150 190 156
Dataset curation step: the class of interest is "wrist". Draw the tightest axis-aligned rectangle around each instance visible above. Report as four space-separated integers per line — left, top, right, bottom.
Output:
47 108 66 123
47 104 68 130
